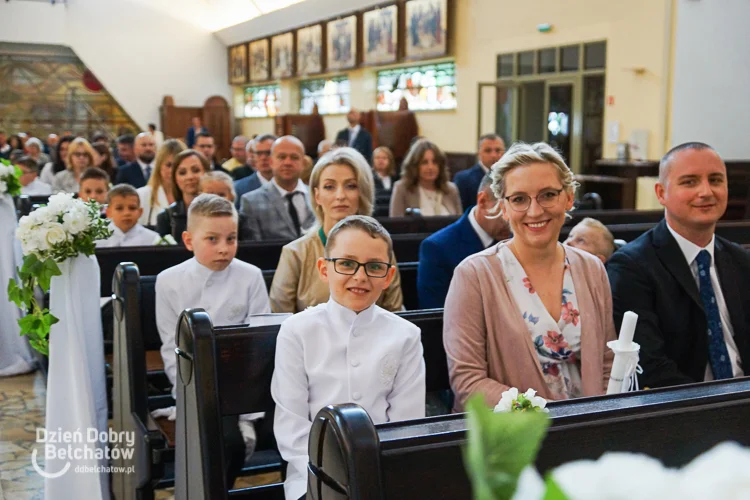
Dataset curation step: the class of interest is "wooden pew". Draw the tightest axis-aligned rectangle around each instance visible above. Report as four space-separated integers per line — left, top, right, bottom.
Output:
173 307 447 500
14 194 50 218
308 378 750 499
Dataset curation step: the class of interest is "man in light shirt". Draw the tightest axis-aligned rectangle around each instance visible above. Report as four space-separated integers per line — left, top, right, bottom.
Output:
222 136 249 173
608 142 750 389
335 108 372 163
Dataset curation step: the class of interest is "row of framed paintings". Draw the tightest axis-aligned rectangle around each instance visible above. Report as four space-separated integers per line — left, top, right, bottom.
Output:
229 0 449 85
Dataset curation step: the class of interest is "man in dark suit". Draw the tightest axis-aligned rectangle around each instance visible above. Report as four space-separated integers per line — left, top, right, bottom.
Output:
607 142 750 389
194 132 229 174
234 134 276 208
453 134 505 210
335 108 372 163
417 174 510 309
114 132 155 188
186 116 208 148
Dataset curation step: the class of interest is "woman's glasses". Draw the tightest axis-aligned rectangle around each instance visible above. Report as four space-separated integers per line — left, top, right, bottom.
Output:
503 188 564 212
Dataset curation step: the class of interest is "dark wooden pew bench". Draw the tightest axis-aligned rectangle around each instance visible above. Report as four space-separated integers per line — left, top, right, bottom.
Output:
308 377 750 499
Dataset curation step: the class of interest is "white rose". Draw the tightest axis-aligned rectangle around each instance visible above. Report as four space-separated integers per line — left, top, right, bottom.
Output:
62 207 89 235
678 442 750 498
494 387 519 413
47 193 76 215
44 222 69 247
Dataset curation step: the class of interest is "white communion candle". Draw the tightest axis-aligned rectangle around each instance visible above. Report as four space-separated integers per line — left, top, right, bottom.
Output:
607 311 641 395
618 311 638 347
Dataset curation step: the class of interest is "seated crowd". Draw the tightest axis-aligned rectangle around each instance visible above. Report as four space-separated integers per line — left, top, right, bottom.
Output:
7 123 749 498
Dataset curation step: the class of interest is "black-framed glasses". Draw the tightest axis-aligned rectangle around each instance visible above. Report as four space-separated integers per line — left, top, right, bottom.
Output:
254 150 271 157
504 188 564 212
325 258 392 278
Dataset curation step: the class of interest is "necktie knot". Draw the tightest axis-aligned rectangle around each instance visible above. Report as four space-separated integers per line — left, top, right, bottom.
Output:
696 249 711 271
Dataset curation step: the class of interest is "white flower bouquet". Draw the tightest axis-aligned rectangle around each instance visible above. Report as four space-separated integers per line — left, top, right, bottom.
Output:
0 158 22 196
7 193 112 354
494 388 549 414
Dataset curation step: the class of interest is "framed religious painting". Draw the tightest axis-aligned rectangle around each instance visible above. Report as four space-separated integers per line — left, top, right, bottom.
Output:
404 0 449 60
326 15 358 71
363 4 399 65
249 39 270 82
228 43 248 84
271 32 295 79
296 24 323 76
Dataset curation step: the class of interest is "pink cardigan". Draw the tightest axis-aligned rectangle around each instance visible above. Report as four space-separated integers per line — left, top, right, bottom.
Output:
443 242 615 411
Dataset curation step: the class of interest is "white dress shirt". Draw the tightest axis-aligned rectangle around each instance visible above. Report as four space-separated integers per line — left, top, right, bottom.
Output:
271 299 426 500
137 159 155 181
258 173 271 186
376 172 392 191
96 224 161 248
272 178 309 223
467 206 494 248
136 184 169 225
666 223 744 379
21 178 52 196
348 124 361 146
156 257 271 397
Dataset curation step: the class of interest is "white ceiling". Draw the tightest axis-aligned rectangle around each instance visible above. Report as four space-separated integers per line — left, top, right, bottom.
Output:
125 0 308 32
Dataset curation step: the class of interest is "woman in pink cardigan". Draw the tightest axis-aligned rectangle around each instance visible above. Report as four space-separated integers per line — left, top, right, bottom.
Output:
443 142 614 411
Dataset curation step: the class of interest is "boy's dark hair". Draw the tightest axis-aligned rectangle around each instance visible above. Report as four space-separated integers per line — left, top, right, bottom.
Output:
80 167 111 185
325 215 393 262
117 134 135 146
15 156 39 173
106 184 140 205
195 131 214 142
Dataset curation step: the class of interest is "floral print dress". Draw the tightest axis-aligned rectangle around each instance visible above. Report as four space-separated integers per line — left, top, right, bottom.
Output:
499 245 583 399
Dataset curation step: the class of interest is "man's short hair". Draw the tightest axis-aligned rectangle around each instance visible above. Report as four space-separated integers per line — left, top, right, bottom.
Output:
80 167 111 185
16 156 39 173
148 123 157 130
195 132 214 142
325 215 393 262
187 193 238 231
659 142 716 184
477 173 495 197
106 184 140 205
478 133 502 149
272 135 305 155
245 138 256 153
92 132 108 143
117 134 135 146
577 217 616 259
255 133 277 144
318 139 333 154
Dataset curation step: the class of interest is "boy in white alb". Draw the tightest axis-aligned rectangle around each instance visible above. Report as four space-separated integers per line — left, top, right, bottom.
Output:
16 156 52 195
271 215 426 500
155 193 271 486
96 184 162 247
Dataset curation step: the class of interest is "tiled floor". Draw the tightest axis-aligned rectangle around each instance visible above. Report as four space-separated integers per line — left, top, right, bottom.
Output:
0 372 46 500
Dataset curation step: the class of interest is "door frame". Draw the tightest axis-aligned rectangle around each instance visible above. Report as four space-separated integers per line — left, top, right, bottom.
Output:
476 81 519 146
543 75 583 173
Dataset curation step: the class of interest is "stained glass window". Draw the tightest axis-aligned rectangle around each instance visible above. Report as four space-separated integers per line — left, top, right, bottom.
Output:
243 84 281 118
299 76 350 115
376 62 456 111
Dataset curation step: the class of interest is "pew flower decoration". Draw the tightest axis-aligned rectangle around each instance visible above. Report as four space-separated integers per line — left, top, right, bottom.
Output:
7 193 112 354
494 388 550 414
155 234 177 246
0 158 23 196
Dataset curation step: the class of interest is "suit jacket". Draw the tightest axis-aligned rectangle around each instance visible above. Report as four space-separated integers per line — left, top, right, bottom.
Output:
417 210 487 309
607 219 750 389
185 126 208 148
232 165 255 181
389 179 462 217
234 172 264 209
239 182 316 241
114 162 147 189
444 244 615 410
335 127 373 163
453 163 486 210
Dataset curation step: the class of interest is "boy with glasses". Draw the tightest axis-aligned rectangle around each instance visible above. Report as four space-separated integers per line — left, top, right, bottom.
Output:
271 215 426 500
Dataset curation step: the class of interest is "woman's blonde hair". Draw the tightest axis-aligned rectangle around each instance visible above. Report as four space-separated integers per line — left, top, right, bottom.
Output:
199 170 236 201
372 146 396 176
66 137 96 172
489 141 579 202
148 139 186 208
399 139 449 193
309 147 374 226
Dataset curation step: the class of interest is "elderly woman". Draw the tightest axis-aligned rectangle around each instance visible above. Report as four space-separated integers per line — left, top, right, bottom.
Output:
25 137 50 168
389 139 462 217
156 149 209 240
443 142 614 411
138 139 185 225
198 170 252 240
51 137 96 194
270 147 404 313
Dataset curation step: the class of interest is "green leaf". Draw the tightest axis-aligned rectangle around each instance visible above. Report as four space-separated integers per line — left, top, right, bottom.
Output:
7 279 22 307
542 475 570 500
37 259 61 291
463 394 550 500
21 253 39 274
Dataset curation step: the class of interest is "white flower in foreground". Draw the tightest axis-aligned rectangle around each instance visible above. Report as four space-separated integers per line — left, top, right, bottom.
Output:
494 387 519 413
44 222 68 247
676 442 750 498
62 206 89 235
0 180 7 193
46 192 76 215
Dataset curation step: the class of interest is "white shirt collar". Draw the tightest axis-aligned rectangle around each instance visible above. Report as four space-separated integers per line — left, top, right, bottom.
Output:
258 173 271 185
325 298 377 330
479 162 490 173
271 177 307 197
350 124 361 134
666 221 715 267
468 206 494 248
137 159 154 171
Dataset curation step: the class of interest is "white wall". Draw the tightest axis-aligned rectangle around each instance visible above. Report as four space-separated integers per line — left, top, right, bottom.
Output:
0 0 231 131
671 0 750 159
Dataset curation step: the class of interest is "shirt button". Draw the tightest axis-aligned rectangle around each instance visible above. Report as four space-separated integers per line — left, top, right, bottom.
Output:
206 280 213 287
352 392 362 401
351 360 360 367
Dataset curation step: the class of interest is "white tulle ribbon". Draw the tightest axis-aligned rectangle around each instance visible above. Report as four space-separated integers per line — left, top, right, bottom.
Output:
606 339 642 395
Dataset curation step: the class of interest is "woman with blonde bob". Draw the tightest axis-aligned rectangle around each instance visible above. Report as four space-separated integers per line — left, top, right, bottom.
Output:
270 147 404 313
138 139 186 225
443 142 614 411
389 139 462 217
52 137 96 194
